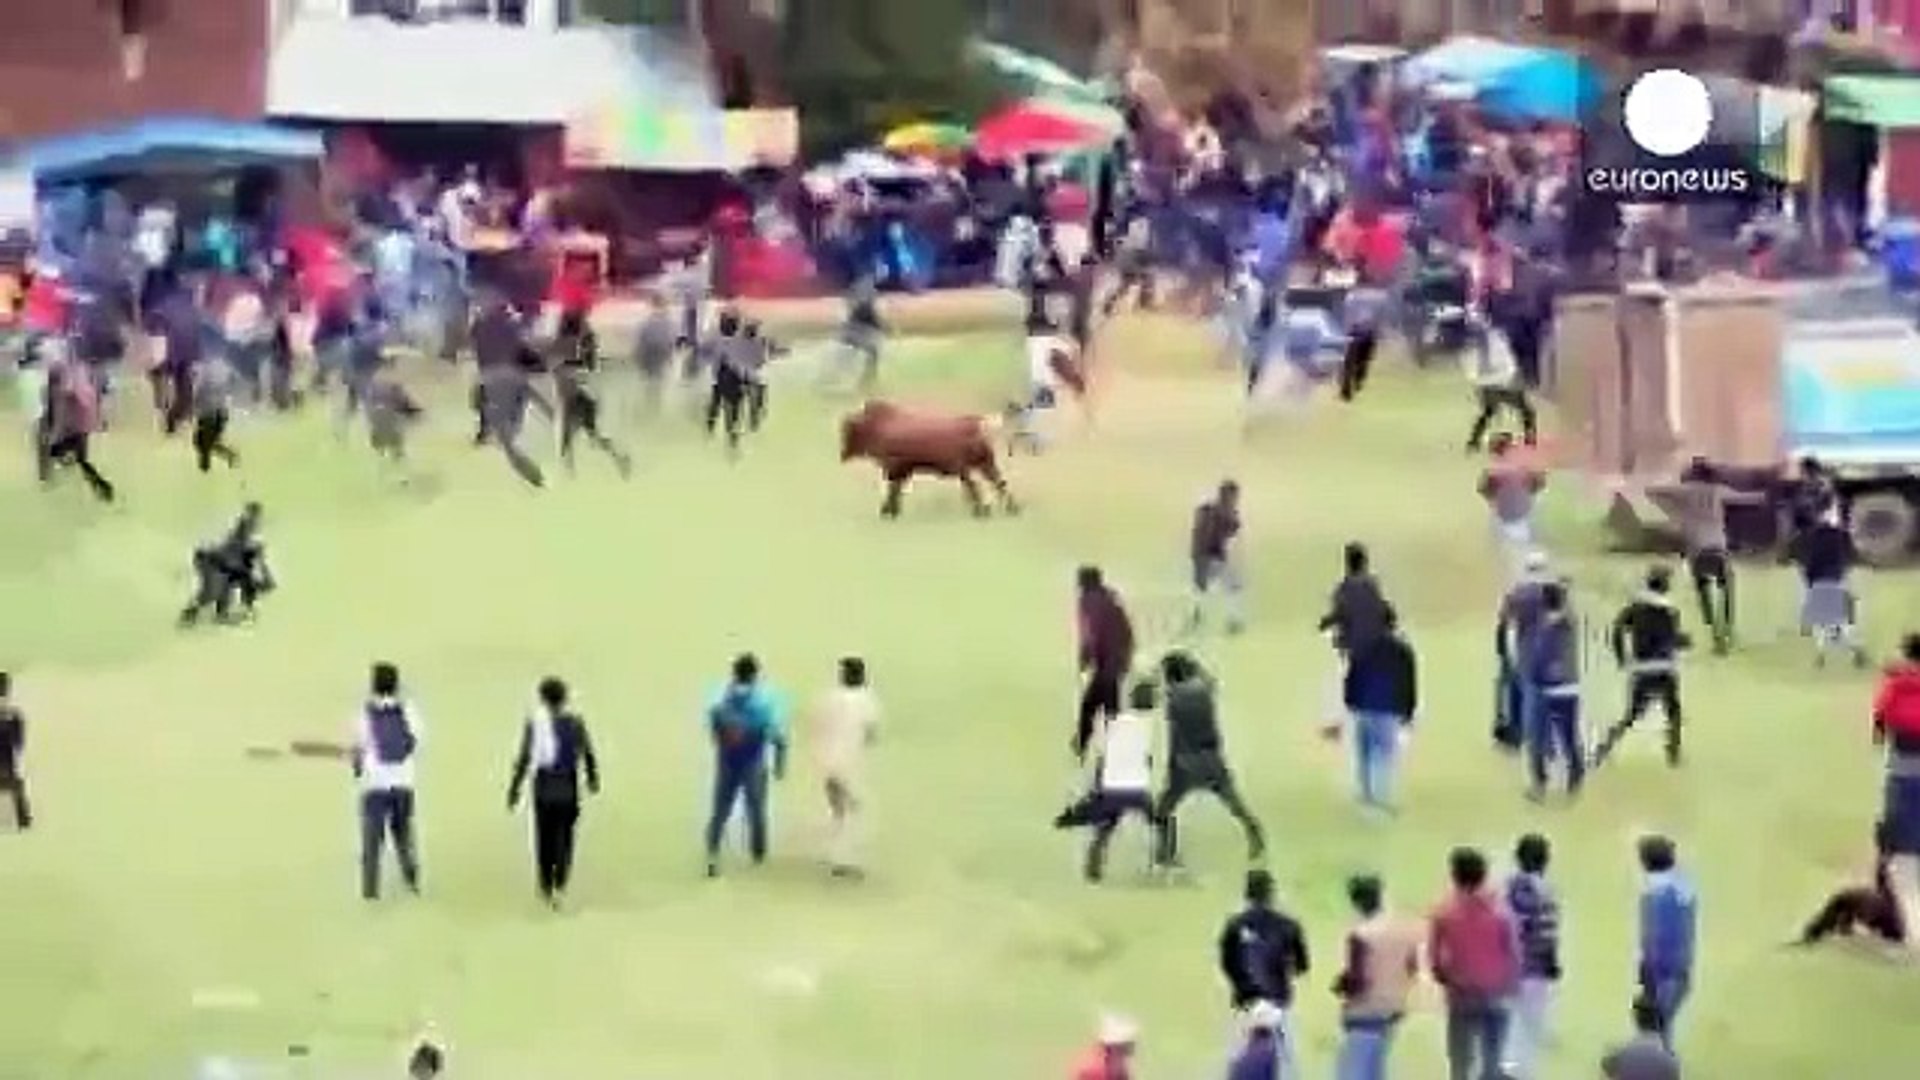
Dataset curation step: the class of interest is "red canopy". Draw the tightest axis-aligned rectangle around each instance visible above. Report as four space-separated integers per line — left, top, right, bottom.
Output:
975 103 1109 161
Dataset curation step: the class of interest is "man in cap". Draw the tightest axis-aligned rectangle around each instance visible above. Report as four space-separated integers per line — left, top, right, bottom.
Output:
1493 550 1554 751
1070 1014 1137 1080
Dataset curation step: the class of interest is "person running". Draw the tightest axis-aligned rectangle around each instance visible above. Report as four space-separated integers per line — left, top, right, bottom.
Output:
506 676 600 908
1787 506 1868 668
1674 458 1735 653
37 354 116 503
189 354 241 473
1595 565 1691 769
0 672 31 831
833 275 885 390
1074 566 1136 761
1188 480 1246 633
704 653 787 878
1462 317 1538 451
1153 651 1266 870
364 360 424 471
706 309 755 458
633 292 676 417
1079 680 1159 884
813 656 880 880
553 310 633 478
1480 433 1545 578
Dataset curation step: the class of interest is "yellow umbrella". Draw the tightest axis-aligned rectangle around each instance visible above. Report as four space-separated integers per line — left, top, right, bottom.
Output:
882 122 971 155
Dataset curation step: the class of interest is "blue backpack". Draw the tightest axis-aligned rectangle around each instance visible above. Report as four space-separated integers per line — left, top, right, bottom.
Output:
366 701 416 765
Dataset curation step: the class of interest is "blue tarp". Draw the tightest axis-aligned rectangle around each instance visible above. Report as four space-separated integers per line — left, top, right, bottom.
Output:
1407 37 1598 124
22 117 323 184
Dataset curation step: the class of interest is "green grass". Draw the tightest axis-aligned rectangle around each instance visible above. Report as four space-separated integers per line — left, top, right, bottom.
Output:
1 319 1916 1079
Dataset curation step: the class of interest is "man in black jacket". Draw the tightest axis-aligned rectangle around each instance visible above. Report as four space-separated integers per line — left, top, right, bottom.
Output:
1340 607 1418 811
1154 651 1266 869
0 672 30 830
178 502 273 627
507 676 601 908
1217 868 1309 1070
1788 508 1868 669
1596 566 1691 769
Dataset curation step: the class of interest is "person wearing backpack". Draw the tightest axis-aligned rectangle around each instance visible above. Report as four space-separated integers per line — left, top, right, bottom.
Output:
352 661 423 901
704 653 788 877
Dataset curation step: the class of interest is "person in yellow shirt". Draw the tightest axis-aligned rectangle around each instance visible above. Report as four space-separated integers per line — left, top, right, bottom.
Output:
814 656 880 879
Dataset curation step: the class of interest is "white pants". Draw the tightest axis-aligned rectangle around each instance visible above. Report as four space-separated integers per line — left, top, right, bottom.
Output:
1228 1005 1297 1079
1495 517 1537 580
1503 976 1556 1077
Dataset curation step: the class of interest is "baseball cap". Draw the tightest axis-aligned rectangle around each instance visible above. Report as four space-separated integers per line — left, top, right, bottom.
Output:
1098 1013 1139 1046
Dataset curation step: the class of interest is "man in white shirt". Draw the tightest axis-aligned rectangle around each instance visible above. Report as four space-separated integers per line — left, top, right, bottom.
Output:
814 656 880 879
352 661 423 901
1081 680 1158 883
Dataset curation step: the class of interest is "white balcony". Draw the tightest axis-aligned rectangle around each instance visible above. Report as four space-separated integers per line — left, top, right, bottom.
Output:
267 0 716 125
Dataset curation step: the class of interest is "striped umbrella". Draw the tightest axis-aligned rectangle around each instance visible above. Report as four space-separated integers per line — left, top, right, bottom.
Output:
975 99 1123 162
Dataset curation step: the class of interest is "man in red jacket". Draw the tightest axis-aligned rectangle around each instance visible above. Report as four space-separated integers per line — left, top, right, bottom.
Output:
1430 846 1521 1080
1873 633 1920 951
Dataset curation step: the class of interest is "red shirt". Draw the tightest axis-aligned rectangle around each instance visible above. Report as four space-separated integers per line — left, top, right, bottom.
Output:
1873 664 1920 744
1071 1047 1129 1080
1429 888 1520 999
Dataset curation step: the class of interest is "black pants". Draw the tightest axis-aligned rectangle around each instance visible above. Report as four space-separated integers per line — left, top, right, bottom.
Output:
1074 670 1123 759
0 773 30 829
560 393 632 476
161 368 193 435
1594 671 1683 767
180 550 263 625
1802 884 1905 944
747 379 768 432
1465 386 1538 449
1083 790 1155 881
532 798 581 898
1689 549 1735 651
1101 268 1156 314
707 371 749 451
1153 751 1267 866
1505 316 1546 388
40 432 116 502
1338 330 1378 401
359 787 421 900
192 410 239 472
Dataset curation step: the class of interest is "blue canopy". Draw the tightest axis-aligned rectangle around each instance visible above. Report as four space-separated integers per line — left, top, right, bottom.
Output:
22 117 324 184
1407 37 1598 123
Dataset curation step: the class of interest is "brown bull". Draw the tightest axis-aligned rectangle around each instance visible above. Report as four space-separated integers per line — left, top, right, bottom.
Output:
840 400 1020 518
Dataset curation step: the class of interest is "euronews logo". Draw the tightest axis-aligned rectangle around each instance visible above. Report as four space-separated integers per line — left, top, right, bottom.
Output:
1584 68 1753 201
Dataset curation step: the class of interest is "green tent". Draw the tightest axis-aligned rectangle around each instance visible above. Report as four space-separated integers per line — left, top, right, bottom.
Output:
1824 75 1920 128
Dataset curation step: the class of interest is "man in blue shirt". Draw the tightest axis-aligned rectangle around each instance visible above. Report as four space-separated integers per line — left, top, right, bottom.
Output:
1636 834 1697 1048
705 653 787 877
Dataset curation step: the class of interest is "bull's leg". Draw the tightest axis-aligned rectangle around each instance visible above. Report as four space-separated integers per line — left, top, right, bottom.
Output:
881 467 909 518
980 458 1020 515
959 471 989 517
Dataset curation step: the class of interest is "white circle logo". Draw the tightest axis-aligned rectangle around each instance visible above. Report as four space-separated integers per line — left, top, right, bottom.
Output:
1622 69 1712 158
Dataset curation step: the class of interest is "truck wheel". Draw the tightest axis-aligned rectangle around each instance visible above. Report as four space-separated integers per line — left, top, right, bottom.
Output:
1848 492 1918 565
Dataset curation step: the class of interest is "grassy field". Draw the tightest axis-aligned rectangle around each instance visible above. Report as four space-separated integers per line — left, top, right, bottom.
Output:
0 313 1916 1079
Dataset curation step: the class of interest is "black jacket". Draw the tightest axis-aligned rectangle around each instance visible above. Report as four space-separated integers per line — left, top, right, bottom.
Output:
0 705 22 776
1610 594 1690 671
1218 906 1311 1008
508 711 601 806
1343 633 1419 720
1320 573 1391 652
1789 523 1856 584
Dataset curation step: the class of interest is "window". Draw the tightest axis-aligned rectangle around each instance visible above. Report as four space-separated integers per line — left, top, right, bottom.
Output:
350 0 527 23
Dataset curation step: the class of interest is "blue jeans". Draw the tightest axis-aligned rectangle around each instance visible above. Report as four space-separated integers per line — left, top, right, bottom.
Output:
1351 710 1403 808
1646 976 1689 1044
1528 693 1585 794
705 752 770 864
1445 999 1511 1080
1336 1018 1399 1080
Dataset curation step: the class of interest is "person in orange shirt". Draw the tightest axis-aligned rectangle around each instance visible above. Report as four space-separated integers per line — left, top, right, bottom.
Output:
1070 1014 1137 1080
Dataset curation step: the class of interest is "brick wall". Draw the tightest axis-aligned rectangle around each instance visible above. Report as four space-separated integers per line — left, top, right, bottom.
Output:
0 0 268 141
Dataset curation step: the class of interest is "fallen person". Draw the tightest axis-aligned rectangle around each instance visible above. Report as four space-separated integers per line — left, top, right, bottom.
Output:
178 502 274 627
1794 820 1905 949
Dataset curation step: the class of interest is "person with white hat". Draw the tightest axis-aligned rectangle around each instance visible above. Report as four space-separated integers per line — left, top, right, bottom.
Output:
1069 1013 1137 1080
